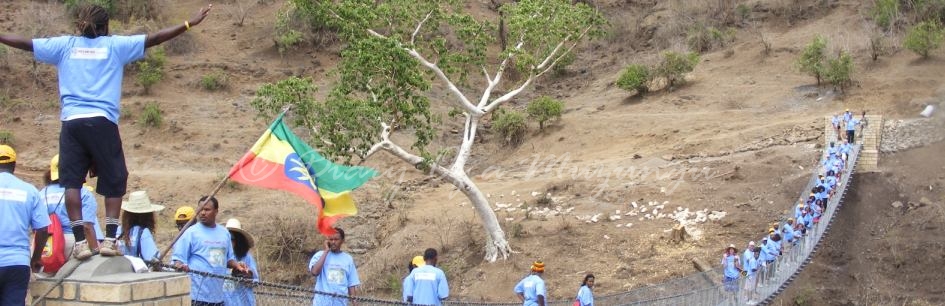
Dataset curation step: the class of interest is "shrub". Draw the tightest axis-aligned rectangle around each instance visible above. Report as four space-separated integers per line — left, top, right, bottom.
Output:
903 21 945 58
0 131 13 145
526 96 564 130
796 35 827 85
736 4 751 22
824 51 854 92
871 0 899 31
492 109 527 146
656 51 700 88
136 47 166 94
687 25 736 52
64 0 117 16
616 64 650 94
139 102 162 127
200 70 229 91
275 8 303 56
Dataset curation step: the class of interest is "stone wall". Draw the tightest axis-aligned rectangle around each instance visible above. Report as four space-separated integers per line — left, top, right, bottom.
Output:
29 256 190 306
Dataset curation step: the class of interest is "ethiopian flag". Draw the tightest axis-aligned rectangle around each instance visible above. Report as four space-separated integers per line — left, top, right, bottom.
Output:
228 113 377 235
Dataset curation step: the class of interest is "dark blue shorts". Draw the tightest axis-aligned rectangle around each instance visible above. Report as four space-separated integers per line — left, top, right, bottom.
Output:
0 265 30 306
59 116 127 197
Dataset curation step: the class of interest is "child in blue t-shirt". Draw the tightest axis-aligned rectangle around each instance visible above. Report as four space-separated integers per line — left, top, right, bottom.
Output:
0 4 212 260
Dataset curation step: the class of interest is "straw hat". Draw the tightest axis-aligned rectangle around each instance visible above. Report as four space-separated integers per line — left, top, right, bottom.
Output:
226 218 255 249
121 191 165 213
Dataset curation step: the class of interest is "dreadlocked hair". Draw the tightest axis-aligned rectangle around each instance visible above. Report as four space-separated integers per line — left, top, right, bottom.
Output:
76 5 109 38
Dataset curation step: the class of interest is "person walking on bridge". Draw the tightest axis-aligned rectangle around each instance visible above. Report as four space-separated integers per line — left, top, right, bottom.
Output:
515 261 548 306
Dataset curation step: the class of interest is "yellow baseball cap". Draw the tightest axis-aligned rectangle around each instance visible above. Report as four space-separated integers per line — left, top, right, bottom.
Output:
175 206 196 221
411 255 426 268
50 154 60 181
0 145 15 164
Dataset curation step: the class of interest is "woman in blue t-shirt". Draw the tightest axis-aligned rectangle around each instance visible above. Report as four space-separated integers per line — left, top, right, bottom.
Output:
119 191 164 262
575 273 595 306
224 218 259 306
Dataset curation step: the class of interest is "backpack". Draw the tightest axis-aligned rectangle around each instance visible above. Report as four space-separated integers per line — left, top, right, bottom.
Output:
41 193 66 273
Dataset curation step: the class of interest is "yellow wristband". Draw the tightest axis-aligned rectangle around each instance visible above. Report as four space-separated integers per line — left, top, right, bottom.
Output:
184 21 191 31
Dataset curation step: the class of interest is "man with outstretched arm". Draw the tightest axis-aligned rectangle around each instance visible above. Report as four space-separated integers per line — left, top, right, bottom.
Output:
0 3 211 260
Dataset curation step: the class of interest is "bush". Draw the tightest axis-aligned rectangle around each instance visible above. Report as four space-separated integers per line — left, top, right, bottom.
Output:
656 51 700 88
139 102 162 127
616 64 650 95
796 35 827 85
136 47 166 94
199 70 229 91
871 0 899 31
275 8 303 56
492 109 527 146
526 96 564 130
64 0 117 16
736 4 751 22
0 131 13 145
904 21 945 58
687 25 736 52
824 51 854 92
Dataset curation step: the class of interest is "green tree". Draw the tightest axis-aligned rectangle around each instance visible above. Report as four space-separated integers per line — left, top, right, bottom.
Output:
136 47 166 94
526 96 563 130
656 51 700 88
616 64 650 95
824 51 854 93
256 0 604 261
903 21 945 58
871 0 899 31
796 35 827 85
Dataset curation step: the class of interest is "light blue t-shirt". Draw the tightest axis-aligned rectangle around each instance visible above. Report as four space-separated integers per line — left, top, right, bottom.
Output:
224 253 260 306
843 111 853 122
745 255 760 277
722 254 740 278
33 35 146 124
403 264 449 305
0 172 52 267
782 224 796 242
120 226 158 262
514 274 546 306
171 223 235 303
845 118 860 131
40 184 103 238
308 250 360 305
576 285 594 306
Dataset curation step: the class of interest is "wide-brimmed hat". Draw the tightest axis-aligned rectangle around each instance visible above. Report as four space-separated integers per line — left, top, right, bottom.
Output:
226 218 255 249
0 145 15 164
50 154 60 181
121 190 165 213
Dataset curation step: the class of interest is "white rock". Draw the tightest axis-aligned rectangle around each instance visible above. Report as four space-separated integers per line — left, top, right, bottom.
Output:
487 194 491 198
663 201 670 205
506 208 517 212
660 187 667 193
626 222 633 227
641 207 648 212
639 217 645 221
616 210 621 214
511 190 517 195
631 202 638 208
505 217 515 221
609 215 622 221
616 224 623 228
590 213 601 223
531 191 541 197
603 235 611 240
677 206 683 211
921 105 935 117
645 213 652 219
566 207 575 213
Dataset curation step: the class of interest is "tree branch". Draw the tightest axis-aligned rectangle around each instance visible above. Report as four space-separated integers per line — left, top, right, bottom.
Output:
450 114 479 172
478 34 525 108
366 29 481 115
411 10 435 46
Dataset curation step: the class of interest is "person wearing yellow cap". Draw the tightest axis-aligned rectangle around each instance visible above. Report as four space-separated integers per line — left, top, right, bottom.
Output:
0 3 214 261
403 255 425 302
403 248 449 305
515 261 547 306
40 154 104 260
0 145 51 305
175 206 196 231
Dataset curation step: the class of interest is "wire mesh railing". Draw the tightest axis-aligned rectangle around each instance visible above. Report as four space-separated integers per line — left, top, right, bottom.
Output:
158 143 862 306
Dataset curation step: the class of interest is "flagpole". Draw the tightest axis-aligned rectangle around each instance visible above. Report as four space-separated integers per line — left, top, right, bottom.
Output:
153 105 294 268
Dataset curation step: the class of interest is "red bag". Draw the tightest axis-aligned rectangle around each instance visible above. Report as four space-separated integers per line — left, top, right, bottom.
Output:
41 195 67 273
573 300 581 306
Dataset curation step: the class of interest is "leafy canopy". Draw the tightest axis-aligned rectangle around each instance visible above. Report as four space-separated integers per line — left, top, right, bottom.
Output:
526 96 564 130
796 35 827 84
257 0 603 164
903 21 945 58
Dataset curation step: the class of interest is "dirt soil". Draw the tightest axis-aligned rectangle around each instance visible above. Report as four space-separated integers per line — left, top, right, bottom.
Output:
2 0 945 303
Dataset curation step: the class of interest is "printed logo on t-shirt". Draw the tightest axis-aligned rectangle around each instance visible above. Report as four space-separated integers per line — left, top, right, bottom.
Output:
327 268 346 285
70 47 108 60
208 247 225 267
0 188 28 203
45 193 63 204
414 272 436 281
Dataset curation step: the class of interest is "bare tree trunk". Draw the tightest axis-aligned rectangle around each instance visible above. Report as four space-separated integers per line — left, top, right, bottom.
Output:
449 172 511 262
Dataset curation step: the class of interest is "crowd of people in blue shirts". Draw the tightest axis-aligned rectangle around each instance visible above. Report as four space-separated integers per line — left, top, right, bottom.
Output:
720 111 860 304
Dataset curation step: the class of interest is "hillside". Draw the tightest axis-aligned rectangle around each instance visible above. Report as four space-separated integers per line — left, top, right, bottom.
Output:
1 0 943 303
